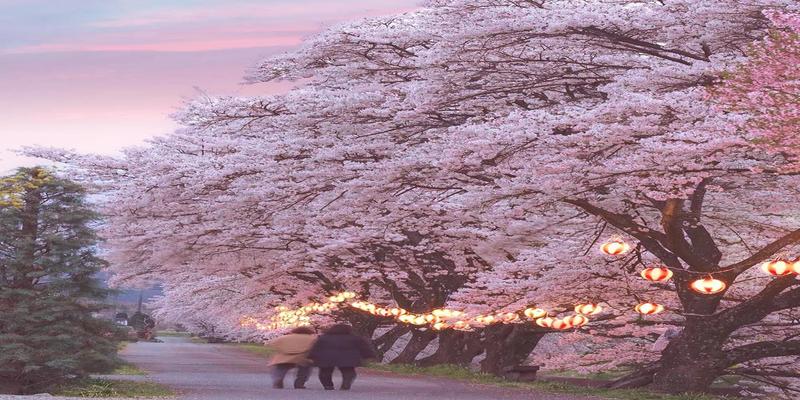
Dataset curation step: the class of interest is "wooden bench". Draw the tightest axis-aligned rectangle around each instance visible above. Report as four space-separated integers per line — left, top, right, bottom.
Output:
502 365 540 382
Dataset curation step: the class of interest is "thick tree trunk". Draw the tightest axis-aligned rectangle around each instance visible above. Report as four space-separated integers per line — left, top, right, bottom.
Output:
390 329 436 364
610 319 728 393
417 330 483 366
648 321 727 393
480 325 545 375
0 379 23 395
373 325 410 360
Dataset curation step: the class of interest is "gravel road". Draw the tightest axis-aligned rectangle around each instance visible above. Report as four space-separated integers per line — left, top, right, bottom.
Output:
1 336 598 400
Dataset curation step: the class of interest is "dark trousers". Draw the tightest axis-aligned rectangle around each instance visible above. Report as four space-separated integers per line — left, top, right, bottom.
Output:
318 366 357 389
271 363 311 388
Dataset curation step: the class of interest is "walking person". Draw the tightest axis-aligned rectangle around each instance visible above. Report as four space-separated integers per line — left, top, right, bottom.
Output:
266 326 317 389
308 323 376 390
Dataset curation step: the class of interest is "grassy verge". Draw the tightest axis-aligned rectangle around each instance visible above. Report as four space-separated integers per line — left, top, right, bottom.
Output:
54 378 174 398
155 330 192 337
368 363 720 400
112 362 147 376
226 342 274 357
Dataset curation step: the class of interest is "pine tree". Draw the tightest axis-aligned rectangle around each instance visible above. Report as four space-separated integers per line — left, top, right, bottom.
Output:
0 167 118 394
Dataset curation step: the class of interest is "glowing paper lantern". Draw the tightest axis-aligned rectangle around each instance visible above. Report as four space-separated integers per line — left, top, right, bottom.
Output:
792 259 800 274
398 315 413 324
634 302 665 315
523 307 547 320
640 267 673 282
690 276 727 295
453 321 471 330
535 317 554 328
564 314 589 327
432 322 449 330
761 259 795 276
600 239 630 256
413 316 429 325
551 318 573 330
498 312 520 323
474 315 497 325
574 303 602 315
389 308 407 316
329 294 346 303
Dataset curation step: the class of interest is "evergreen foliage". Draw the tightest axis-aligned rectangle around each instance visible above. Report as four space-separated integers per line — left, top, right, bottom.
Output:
0 167 119 394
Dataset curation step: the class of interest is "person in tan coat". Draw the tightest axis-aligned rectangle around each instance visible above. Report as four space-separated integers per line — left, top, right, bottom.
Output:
266 326 317 389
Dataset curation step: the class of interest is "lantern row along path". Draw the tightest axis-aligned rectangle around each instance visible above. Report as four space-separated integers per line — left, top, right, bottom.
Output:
108 336 599 400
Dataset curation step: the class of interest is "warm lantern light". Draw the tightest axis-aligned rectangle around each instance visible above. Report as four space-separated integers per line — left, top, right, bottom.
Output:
329 294 346 303
761 259 795 276
551 318 573 330
389 308 407 316
600 239 630 256
792 259 800 275
690 276 727 295
535 317 554 328
453 320 471 330
574 303 602 315
432 322 449 330
640 266 673 282
431 309 462 319
499 312 520 323
474 315 497 325
341 291 357 299
398 315 414 323
564 314 589 327
412 316 428 325
523 307 548 320
424 314 438 323
634 302 665 315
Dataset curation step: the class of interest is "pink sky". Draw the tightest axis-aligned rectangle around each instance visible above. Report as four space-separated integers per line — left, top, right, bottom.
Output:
0 0 418 173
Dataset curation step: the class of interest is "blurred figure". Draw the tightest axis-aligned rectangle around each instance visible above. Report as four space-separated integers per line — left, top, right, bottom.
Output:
309 324 375 390
266 326 317 389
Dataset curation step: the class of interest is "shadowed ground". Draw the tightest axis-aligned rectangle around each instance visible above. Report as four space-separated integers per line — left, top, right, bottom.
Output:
118 336 597 400
0 337 599 400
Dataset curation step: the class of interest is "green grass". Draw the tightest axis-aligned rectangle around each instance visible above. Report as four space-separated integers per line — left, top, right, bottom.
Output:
368 363 720 400
226 342 274 357
54 378 174 398
541 368 630 380
112 362 147 376
155 330 192 337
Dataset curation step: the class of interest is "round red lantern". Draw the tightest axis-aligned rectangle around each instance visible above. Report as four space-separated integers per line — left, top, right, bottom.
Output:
453 320 471 330
761 259 794 276
792 259 800 275
640 267 673 282
535 316 554 328
432 322 449 331
499 312 520 323
523 307 547 320
634 302 665 315
564 314 589 327
690 276 727 295
551 318 574 330
574 303 602 315
600 239 630 256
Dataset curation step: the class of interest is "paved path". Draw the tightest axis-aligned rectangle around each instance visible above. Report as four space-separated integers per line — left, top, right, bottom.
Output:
111 336 596 400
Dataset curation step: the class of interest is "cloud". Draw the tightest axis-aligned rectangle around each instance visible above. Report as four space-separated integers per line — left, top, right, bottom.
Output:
7 35 303 54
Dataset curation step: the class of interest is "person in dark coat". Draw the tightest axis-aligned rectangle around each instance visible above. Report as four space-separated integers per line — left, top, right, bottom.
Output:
308 323 375 390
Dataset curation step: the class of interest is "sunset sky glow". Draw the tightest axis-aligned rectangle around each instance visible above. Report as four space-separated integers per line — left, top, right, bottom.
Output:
0 0 417 172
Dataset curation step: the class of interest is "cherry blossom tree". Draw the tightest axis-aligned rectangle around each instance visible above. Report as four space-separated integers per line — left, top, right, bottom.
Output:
28 0 800 396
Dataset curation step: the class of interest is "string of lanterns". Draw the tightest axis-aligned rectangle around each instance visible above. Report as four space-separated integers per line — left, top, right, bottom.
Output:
600 238 800 314
242 238 798 331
